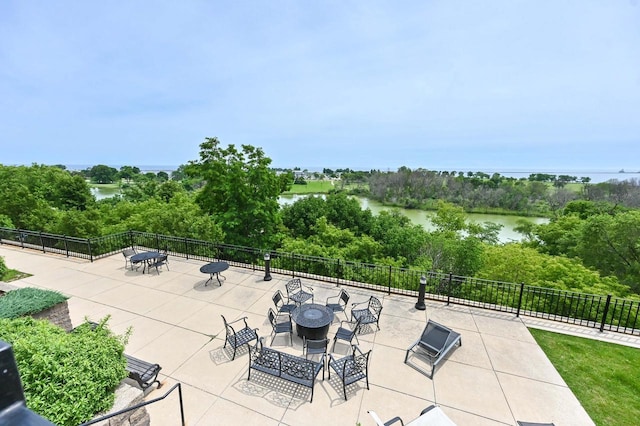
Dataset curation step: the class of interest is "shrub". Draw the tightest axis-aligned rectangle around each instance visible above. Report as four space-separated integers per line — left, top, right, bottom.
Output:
0 287 68 319
0 255 7 278
0 316 128 426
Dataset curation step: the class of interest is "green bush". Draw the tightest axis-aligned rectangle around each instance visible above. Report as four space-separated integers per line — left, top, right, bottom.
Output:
0 287 68 319
0 255 7 278
0 316 128 426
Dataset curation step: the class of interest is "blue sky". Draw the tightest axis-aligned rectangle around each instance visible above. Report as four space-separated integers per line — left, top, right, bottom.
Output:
2 1 639 172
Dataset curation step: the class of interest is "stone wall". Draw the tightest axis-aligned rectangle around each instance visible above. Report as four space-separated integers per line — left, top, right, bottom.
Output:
31 300 73 332
91 382 151 426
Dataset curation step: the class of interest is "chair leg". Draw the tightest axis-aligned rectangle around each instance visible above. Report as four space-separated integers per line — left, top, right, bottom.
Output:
343 382 347 400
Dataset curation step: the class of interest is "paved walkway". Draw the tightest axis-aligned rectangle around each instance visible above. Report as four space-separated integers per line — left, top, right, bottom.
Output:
5 246 634 425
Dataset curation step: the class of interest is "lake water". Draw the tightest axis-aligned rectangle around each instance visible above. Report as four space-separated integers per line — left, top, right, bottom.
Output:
279 194 548 242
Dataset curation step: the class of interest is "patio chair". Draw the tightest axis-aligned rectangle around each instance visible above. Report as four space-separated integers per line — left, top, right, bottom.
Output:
368 405 457 426
350 296 383 332
328 345 371 400
268 308 293 346
332 317 362 351
325 288 350 321
272 289 297 314
148 254 169 274
122 248 137 270
221 315 259 360
285 278 314 305
404 319 462 378
303 337 329 363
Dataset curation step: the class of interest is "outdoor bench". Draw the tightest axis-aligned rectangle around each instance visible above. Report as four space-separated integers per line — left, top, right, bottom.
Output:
124 354 162 390
248 338 324 402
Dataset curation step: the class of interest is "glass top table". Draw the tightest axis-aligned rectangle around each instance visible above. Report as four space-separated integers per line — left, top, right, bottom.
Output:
290 303 334 340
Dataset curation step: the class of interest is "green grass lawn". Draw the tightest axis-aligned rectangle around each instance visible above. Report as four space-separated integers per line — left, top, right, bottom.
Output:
283 180 335 194
530 328 640 426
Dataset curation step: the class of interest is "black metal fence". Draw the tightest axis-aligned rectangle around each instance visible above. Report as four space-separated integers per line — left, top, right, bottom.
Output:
1 227 638 337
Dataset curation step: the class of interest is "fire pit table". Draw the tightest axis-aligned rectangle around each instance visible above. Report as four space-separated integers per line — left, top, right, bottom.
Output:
291 303 334 340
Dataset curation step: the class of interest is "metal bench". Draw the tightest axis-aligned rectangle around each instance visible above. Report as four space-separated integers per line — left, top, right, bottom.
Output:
124 354 162 390
248 338 324 402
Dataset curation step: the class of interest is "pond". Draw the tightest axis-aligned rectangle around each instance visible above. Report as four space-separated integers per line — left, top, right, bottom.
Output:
279 194 548 243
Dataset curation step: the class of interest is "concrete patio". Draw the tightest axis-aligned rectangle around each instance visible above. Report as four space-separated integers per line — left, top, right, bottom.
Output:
0 245 617 426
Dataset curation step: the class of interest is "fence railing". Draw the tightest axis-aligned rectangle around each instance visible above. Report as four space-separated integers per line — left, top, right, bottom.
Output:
1 227 638 337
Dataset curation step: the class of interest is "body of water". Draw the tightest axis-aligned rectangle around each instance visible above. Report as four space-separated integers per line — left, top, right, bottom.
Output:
279 194 548 243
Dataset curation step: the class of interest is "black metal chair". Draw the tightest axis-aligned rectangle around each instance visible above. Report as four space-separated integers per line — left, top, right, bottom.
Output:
404 319 462 378
122 248 137 270
272 290 297 315
325 289 350 321
303 337 329 363
285 278 314 305
221 315 259 360
328 345 371 400
267 308 293 346
332 317 362 351
149 254 169 274
351 296 383 332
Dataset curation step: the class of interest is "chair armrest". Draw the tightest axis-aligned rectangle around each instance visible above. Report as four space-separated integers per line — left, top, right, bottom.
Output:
420 405 437 416
351 299 369 309
325 294 339 304
227 316 250 326
339 319 359 329
301 284 314 293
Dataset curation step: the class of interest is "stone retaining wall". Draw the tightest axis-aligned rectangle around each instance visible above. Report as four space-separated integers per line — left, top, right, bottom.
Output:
91 382 150 426
31 300 73 332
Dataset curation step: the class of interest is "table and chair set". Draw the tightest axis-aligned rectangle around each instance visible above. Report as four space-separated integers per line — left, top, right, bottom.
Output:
122 248 229 285
122 248 169 275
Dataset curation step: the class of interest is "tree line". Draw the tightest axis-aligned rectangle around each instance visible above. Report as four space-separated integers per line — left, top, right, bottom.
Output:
1 139 638 296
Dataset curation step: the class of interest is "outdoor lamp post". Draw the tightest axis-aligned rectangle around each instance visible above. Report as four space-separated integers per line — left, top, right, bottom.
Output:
415 275 427 310
264 252 272 281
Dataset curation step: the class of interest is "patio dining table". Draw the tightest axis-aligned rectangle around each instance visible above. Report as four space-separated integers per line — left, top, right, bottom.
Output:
130 251 160 274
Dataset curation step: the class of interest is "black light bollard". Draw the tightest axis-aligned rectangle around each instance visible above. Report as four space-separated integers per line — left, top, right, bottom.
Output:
415 275 427 310
264 252 272 281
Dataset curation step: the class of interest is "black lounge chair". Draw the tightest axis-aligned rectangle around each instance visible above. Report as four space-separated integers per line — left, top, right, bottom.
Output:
404 319 462 378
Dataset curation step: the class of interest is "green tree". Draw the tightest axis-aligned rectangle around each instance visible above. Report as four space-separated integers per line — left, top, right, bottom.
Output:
186 137 283 247
117 166 140 183
88 165 118 184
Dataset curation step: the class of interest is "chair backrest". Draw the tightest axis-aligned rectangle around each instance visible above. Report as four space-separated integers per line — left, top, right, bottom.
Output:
272 290 285 309
122 248 136 258
368 296 383 316
221 315 235 341
268 308 277 328
339 289 350 306
420 321 451 353
285 278 302 294
304 337 328 355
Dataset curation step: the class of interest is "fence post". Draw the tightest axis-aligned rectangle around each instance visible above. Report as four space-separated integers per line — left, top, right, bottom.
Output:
516 282 525 317
388 265 392 294
128 229 134 249
64 235 69 258
87 238 93 262
599 295 612 333
39 232 45 253
446 273 453 305
336 259 340 287
184 237 189 260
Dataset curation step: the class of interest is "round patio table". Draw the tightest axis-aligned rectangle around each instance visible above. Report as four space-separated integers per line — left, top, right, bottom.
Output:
200 261 229 286
291 303 334 340
130 251 160 274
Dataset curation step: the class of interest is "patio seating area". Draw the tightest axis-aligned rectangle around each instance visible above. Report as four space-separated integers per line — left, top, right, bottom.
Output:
0 245 606 425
